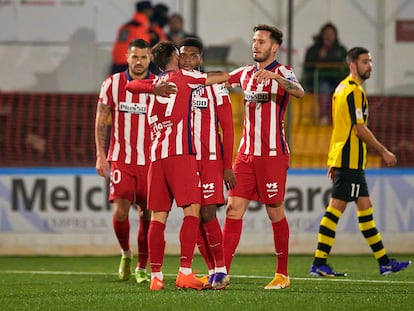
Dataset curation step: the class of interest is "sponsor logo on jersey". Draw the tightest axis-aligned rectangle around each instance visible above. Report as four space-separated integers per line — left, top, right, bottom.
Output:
192 97 208 108
119 102 147 114
244 91 269 102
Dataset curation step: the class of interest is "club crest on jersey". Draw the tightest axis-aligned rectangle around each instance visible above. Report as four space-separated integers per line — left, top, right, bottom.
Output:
244 91 269 102
216 83 229 96
119 102 147 114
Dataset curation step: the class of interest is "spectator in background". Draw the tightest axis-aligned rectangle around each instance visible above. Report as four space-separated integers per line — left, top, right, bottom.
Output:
111 1 153 74
150 3 169 46
167 13 200 47
302 22 348 125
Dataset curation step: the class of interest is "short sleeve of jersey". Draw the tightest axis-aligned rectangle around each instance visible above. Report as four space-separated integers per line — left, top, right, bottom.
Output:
277 65 299 83
98 76 113 107
348 87 365 125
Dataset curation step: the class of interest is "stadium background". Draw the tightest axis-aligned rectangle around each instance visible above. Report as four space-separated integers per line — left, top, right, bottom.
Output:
0 0 413 255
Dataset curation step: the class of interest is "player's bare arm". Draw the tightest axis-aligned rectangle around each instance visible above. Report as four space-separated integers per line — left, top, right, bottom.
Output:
254 69 304 98
353 123 397 167
95 103 111 177
205 71 229 86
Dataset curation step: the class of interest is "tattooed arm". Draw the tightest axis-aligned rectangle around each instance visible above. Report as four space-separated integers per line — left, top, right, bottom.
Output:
254 68 305 98
94 102 111 178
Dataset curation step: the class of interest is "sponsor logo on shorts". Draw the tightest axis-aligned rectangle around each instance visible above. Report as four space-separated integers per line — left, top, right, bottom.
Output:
266 182 278 198
203 183 215 199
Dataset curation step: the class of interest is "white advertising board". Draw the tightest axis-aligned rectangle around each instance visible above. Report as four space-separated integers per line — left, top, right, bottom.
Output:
0 168 413 255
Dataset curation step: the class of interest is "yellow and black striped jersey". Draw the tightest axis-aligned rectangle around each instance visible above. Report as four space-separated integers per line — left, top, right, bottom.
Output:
327 75 368 169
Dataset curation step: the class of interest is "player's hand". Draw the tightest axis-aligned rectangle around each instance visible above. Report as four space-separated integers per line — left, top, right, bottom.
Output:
154 81 177 97
223 168 237 190
96 156 110 178
254 69 277 84
327 166 335 182
382 150 397 167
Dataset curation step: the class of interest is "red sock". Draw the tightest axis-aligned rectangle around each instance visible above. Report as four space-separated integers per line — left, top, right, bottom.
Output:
222 218 242 273
113 216 130 251
197 224 215 271
204 218 225 268
180 216 200 269
148 220 166 273
272 217 290 276
137 218 150 270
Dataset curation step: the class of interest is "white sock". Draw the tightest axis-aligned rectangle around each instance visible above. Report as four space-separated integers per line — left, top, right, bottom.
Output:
179 267 192 275
151 272 163 280
215 266 227 274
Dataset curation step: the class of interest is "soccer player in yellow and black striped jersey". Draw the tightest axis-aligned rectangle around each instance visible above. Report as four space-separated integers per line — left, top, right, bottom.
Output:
309 47 411 276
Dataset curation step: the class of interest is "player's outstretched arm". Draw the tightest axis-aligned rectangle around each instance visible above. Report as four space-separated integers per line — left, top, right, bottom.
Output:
205 71 229 86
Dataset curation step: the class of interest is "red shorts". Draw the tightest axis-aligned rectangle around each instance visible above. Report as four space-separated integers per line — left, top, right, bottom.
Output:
228 153 289 204
198 159 225 206
147 155 201 212
109 161 149 207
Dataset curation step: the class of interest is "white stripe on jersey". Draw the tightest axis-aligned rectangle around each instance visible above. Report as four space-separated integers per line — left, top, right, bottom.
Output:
176 119 183 155
112 74 120 161
161 126 172 159
124 91 132 164
194 107 202 161
207 87 217 161
269 81 278 156
136 93 149 165
253 83 264 156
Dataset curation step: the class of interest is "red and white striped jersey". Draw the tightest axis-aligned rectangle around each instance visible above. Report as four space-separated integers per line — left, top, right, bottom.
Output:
192 83 234 170
229 60 298 157
146 69 207 161
98 70 154 165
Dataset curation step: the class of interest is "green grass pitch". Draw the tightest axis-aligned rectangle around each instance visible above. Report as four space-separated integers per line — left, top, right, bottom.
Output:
0 254 412 311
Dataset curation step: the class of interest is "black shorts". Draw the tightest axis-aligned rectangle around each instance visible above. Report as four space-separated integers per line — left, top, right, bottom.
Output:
331 168 369 202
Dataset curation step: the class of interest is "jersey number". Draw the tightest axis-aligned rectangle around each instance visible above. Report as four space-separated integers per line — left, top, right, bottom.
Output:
156 91 177 117
350 183 360 198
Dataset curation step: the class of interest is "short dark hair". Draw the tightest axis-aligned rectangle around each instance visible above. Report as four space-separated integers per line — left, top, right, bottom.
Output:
254 24 283 45
347 46 369 64
128 38 150 51
179 37 204 53
136 1 152 12
151 41 178 71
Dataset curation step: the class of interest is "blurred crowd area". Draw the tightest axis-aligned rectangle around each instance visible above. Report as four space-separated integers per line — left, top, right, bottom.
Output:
1 92 413 168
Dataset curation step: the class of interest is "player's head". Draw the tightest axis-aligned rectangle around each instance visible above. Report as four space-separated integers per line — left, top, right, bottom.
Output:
254 24 283 45
347 47 372 81
136 1 152 13
178 37 203 70
126 39 151 78
151 41 179 71
252 24 283 63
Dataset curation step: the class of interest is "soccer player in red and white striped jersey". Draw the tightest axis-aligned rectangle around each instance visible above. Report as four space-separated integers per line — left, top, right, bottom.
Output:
95 39 153 284
223 24 305 290
178 37 236 290
126 41 229 291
